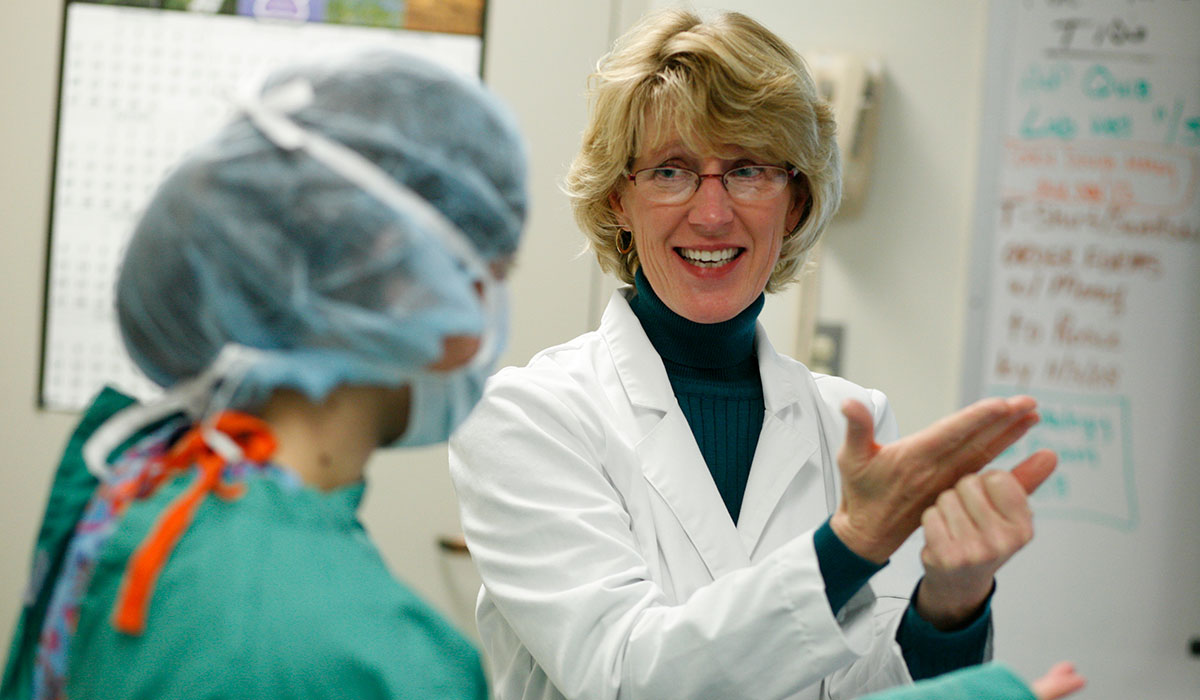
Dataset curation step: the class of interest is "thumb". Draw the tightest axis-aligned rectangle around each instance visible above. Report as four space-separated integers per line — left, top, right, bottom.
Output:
1011 449 1058 494
840 399 879 461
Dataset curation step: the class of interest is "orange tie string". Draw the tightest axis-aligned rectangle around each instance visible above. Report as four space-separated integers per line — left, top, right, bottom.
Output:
111 412 277 636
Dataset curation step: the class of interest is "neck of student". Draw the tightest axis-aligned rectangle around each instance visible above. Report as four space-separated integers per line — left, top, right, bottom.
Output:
257 384 410 491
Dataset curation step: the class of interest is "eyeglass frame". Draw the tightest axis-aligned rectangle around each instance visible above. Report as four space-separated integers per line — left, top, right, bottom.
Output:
624 163 802 204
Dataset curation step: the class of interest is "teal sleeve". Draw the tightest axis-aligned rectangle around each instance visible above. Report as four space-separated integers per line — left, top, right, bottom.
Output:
897 580 993 680
813 518 886 615
859 662 1034 700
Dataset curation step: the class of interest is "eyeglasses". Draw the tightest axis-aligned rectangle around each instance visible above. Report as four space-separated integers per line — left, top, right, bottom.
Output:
626 164 800 205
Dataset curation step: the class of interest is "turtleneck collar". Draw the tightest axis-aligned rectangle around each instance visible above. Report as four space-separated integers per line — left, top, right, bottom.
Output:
627 267 764 370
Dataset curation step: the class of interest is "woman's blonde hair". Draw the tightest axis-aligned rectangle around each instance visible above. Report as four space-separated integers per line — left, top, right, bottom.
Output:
564 8 841 293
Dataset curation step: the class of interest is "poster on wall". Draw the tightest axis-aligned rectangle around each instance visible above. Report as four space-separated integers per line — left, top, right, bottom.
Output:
39 0 488 411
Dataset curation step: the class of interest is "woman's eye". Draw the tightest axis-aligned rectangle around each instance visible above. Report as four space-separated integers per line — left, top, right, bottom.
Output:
653 167 687 180
728 166 766 180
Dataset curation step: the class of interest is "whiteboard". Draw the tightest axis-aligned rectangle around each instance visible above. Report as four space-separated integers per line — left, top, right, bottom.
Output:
962 1 1200 697
39 2 485 412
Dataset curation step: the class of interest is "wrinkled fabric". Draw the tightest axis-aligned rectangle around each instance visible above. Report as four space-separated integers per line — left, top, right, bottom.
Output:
117 49 527 409
33 414 290 699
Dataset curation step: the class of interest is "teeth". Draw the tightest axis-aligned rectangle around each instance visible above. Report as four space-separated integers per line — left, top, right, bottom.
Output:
679 248 739 265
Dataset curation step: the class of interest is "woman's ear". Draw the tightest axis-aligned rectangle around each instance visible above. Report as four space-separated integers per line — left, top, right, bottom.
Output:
608 189 628 225
786 184 810 234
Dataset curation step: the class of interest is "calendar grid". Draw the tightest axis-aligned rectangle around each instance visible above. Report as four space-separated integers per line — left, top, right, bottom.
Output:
39 1 484 411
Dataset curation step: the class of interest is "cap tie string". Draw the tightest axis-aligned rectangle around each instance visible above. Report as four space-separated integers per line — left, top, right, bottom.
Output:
111 412 276 636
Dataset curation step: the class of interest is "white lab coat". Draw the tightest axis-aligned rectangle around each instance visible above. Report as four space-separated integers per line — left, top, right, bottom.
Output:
450 289 923 700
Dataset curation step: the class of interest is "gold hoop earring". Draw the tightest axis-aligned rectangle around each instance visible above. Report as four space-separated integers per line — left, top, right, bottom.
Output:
616 229 634 255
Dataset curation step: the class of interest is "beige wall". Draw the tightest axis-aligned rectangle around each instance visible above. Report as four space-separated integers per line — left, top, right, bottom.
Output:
1 0 78 643
0 0 987 650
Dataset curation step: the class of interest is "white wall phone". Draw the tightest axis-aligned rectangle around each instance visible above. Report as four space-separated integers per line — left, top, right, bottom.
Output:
802 51 884 215
756 52 885 372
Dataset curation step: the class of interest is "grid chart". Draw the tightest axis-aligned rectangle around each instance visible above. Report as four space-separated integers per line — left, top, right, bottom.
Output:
41 3 481 411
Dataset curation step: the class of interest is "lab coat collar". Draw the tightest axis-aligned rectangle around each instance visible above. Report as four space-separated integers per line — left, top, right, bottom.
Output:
600 289 825 570
600 288 676 413
602 288 812 414
755 324 809 416
602 288 813 416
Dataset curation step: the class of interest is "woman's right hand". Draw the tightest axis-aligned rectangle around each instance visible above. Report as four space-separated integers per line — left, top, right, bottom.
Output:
1031 662 1086 700
829 396 1042 563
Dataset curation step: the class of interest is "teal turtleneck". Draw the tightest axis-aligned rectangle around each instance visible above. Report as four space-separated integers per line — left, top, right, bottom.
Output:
627 268 764 524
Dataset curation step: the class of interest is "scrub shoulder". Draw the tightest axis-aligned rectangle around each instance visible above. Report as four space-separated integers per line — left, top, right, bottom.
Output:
56 397 486 700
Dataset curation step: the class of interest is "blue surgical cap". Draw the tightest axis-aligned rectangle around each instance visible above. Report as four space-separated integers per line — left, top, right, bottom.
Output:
116 49 527 407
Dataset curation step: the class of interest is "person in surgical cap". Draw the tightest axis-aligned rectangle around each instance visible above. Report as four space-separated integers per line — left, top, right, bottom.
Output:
1 48 525 700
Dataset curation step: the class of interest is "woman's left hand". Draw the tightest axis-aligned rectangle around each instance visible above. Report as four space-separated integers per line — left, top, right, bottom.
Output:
913 452 1056 628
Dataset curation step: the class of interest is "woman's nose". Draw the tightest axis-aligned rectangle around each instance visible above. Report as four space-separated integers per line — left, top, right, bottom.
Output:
687 175 735 229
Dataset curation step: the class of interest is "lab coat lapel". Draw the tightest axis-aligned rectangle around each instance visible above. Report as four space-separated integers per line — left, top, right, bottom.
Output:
601 291 751 579
737 327 824 556
637 409 752 578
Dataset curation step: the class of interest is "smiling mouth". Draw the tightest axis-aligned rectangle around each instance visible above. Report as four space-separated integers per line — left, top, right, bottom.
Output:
676 247 742 268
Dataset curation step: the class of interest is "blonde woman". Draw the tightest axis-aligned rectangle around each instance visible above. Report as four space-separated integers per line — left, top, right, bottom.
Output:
450 9 1059 700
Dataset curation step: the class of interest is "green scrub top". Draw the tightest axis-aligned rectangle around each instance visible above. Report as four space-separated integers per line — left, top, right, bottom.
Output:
862 663 1036 700
3 388 487 700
